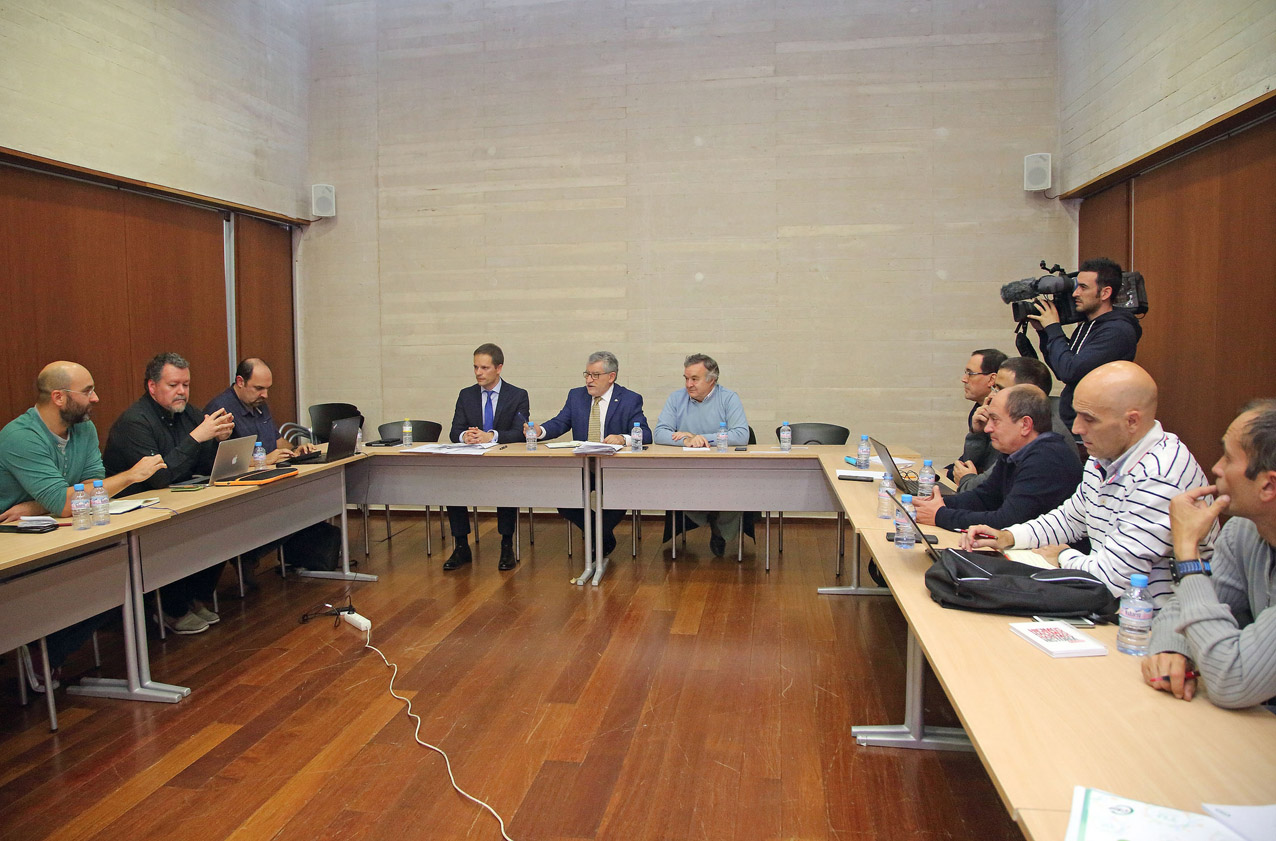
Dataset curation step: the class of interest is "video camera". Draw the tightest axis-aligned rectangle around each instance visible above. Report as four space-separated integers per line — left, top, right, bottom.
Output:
1000 260 1148 326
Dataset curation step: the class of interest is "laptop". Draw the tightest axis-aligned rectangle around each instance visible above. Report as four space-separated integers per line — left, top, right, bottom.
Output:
869 437 954 498
287 416 361 465
171 436 299 487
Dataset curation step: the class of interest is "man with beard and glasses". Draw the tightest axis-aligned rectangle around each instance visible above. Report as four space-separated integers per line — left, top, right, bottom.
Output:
0 361 165 692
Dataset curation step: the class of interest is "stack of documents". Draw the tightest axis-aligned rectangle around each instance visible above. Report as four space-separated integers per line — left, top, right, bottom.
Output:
573 442 623 455
1065 787 1274 840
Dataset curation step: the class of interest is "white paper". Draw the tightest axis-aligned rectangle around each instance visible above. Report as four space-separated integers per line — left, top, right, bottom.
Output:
1005 548 1053 569
403 442 497 455
870 455 913 468
19 515 59 526
545 441 586 449
573 442 623 455
1203 804 1276 841
1065 787 1248 841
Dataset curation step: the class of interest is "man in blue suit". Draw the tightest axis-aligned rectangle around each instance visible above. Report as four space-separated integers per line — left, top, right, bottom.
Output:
445 343 530 571
535 351 651 562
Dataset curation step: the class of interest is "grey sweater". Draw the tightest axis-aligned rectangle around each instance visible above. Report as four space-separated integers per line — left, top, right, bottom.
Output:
1149 517 1276 709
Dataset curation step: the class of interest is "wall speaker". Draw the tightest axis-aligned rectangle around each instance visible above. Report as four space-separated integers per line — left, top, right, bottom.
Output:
1023 153 1051 192
311 184 336 217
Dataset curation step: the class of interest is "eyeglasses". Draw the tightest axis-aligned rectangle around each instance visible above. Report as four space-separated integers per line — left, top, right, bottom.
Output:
582 371 612 381
56 385 96 398
962 369 992 379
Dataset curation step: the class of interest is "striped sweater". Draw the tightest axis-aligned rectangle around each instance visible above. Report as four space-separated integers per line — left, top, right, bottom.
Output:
1007 422 1215 604
1149 518 1276 708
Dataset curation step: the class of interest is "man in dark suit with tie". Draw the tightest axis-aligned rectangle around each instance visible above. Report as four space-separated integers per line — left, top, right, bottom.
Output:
534 351 651 566
444 343 530 571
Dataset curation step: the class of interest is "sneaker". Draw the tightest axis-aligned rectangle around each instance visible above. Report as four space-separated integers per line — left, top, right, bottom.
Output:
162 612 210 635
190 602 220 625
18 644 60 693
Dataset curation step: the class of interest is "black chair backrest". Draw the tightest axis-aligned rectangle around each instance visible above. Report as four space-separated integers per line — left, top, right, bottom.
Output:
777 422 850 446
308 403 361 444
748 426 757 445
377 420 443 444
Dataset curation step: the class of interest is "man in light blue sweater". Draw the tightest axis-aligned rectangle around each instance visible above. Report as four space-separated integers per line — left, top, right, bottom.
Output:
654 353 749 555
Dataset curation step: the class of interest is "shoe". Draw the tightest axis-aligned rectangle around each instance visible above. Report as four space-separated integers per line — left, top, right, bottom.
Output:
162 612 210 635
602 533 617 558
443 543 472 571
18 645 60 694
498 539 517 571
191 602 220 625
709 534 726 557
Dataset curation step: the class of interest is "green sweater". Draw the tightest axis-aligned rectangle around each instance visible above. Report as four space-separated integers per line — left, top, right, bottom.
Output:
0 407 105 515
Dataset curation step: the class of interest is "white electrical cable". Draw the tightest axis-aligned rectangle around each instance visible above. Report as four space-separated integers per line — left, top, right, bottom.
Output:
361 628 516 841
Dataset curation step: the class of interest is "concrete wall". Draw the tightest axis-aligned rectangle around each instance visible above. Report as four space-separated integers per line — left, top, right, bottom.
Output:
0 1 311 217
1057 0 1276 194
301 0 1070 461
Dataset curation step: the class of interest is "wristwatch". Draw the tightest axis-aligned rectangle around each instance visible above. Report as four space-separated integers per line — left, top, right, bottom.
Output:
1170 558 1212 584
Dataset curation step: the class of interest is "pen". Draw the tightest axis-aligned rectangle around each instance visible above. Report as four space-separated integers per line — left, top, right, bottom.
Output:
1159 671 1200 682
499 445 507 450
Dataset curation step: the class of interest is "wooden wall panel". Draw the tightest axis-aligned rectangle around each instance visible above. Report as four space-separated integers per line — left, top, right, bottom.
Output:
234 215 297 426
1077 182 1130 266
0 166 135 435
123 193 229 410
1127 117 1276 469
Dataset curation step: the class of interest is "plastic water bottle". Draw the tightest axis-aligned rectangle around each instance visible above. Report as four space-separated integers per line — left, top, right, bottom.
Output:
252 440 267 471
877 472 896 519
631 421 642 453
917 459 936 499
90 480 110 526
525 420 537 451
355 427 364 453
71 483 91 530
893 494 917 548
401 418 413 447
779 421 792 452
857 435 871 469
716 421 729 453
1116 573 1154 656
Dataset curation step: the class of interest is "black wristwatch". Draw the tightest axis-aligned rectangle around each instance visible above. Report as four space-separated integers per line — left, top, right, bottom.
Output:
1170 558 1212 584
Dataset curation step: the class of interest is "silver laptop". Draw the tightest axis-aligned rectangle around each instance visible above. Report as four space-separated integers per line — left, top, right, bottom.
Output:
172 436 257 487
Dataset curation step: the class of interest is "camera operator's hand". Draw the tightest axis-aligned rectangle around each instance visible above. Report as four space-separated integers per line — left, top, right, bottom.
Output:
1026 297 1060 329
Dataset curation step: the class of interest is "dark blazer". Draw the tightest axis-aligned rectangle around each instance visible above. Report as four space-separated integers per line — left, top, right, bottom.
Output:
449 380 530 443
541 384 651 443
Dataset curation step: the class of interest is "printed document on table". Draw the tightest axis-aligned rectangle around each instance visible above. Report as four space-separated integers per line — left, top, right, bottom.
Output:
871 455 913 469
1064 787 1249 841
1203 804 1276 841
404 442 497 455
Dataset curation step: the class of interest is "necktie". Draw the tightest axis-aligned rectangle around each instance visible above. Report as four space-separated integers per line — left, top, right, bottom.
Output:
483 390 495 432
588 396 602 441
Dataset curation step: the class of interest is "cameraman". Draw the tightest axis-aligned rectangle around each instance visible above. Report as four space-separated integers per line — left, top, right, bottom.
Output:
1028 257 1141 429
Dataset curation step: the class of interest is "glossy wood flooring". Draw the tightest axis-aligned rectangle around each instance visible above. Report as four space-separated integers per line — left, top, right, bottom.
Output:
1 514 1025 841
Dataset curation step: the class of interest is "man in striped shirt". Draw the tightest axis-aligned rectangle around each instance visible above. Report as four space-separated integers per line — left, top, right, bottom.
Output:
962 361 1215 604
1143 400 1276 709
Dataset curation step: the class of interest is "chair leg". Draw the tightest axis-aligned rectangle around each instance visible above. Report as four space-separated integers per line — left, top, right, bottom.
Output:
384 504 392 540
631 511 638 557
92 630 101 667
212 587 219 614
425 506 433 556
38 638 57 732
361 504 370 557
779 512 784 553
235 555 245 598
278 544 287 578
472 507 479 546
671 511 678 560
528 509 535 544
738 527 744 563
515 509 521 561
156 590 166 641
16 651 28 707
567 519 573 558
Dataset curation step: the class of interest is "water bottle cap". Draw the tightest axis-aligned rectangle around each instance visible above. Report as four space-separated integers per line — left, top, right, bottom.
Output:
1130 573 1149 588
255 441 262 446
901 494 912 503
782 421 789 426
861 434 868 441
923 459 932 466
74 483 84 491
883 471 892 479
93 479 103 487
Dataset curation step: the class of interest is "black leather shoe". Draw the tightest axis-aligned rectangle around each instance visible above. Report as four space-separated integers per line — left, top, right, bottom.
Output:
709 534 726 557
602 533 616 559
443 543 472 570
498 540 517 570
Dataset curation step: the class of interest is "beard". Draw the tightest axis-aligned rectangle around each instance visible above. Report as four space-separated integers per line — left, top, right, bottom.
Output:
59 402 91 426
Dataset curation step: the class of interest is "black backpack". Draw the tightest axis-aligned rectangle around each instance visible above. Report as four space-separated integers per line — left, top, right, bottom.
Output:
281 522 343 572
923 548 1119 618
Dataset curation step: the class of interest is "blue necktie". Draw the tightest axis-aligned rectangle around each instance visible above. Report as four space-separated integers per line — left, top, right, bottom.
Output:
483 390 495 432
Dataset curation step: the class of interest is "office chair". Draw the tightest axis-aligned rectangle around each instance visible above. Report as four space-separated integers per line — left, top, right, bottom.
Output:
368 420 443 556
279 422 311 447
774 423 850 553
307 403 361 444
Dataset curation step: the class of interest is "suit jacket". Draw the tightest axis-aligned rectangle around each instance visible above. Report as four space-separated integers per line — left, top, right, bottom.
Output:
541 384 651 443
449 380 530 444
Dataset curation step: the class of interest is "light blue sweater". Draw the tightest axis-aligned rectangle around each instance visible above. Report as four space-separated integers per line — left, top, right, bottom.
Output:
653 385 749 447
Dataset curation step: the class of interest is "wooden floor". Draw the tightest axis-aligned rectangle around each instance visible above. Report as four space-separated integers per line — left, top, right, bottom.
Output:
1 513 1025 841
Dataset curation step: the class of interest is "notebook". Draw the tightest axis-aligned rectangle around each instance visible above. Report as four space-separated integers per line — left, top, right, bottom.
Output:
287 416 361 465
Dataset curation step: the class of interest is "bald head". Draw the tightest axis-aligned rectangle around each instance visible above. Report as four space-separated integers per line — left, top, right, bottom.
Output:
36 362 88 403
1071 362 1159 460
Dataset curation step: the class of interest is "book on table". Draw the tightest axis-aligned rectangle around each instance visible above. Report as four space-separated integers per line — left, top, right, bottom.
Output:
1009 621 1107 658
